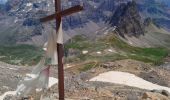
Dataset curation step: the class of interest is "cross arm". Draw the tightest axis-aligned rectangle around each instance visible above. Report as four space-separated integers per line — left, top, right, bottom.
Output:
40 5 83 23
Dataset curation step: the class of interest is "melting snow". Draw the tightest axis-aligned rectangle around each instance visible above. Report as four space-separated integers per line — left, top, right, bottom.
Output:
82 50 88 54
96 51 102 54
128 41 133 45
14 19 18 23
26 3 32 7
108 49 115 53
90 71 170 93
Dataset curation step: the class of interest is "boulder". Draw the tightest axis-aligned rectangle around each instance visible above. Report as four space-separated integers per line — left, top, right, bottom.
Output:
150 90 170 97
96 87 113 97
162 90 170 97
142 92 170 100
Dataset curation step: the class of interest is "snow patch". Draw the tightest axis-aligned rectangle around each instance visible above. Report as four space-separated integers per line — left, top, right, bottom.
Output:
96 51 102 54
82 50 88 54
26 3 32 7
90 71 170 93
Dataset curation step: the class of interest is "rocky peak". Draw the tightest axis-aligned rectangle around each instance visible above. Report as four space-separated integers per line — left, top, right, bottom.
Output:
110 1 144 37
0 0 169 45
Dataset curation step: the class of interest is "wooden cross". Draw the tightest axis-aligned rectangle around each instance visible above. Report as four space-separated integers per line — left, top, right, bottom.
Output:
40 0 83 99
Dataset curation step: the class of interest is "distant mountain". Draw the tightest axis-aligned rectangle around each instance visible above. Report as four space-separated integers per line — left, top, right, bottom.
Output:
110 1 144 37
160 0 170 7
0 0 7 4
0 0 169 46
0 0 119 45
138 0 170 31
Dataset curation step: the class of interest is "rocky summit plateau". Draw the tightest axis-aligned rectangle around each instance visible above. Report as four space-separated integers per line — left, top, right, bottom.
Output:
0 0 170 100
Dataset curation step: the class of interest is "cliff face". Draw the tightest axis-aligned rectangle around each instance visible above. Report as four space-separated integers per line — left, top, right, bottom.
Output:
137 0 170 31
110 1 144 37
0 0 119 44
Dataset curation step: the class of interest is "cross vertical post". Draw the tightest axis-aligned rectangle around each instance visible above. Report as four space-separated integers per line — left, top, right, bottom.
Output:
40 1 83 99
55 0 65 99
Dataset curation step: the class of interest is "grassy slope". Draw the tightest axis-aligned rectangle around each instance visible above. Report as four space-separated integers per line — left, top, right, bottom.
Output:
65 34 169 67
0 34 168 67
146 24 170 34
145 23 170 47
105 35 169 65
123 23 170 48
0 44 43 66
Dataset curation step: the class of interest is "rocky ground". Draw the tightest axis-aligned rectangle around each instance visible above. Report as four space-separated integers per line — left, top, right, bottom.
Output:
0 59 170 100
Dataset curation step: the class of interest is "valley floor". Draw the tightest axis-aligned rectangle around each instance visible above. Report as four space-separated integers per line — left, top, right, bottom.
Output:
0 59 170 100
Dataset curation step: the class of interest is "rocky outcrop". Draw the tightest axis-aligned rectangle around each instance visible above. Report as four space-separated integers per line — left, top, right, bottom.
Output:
110 1 144 37
0 0 124 44
142 92 170 100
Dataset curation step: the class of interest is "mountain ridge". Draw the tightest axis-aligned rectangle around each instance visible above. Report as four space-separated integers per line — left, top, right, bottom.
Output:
0 0 170 47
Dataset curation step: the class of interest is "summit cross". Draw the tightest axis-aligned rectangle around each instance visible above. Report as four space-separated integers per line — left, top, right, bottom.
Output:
40 0 83 99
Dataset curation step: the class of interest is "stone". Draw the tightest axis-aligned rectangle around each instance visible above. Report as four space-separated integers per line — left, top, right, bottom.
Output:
142 92 169 100
3 95 17 100
150 89 162 93
87 86 96 91
101 62 115 69
151 90 170 97
2 86 9 90
96 87 113 97
162 90 170 97
127 94 138 100
90 69 96 73
79 72 90 81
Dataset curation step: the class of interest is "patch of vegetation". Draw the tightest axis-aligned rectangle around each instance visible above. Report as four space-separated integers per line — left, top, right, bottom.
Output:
2 34 166 67
79 62 96 72
0 44 43 66
98 54 128 63
65 35 92 50
65 34 169 66
103 35 169 65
